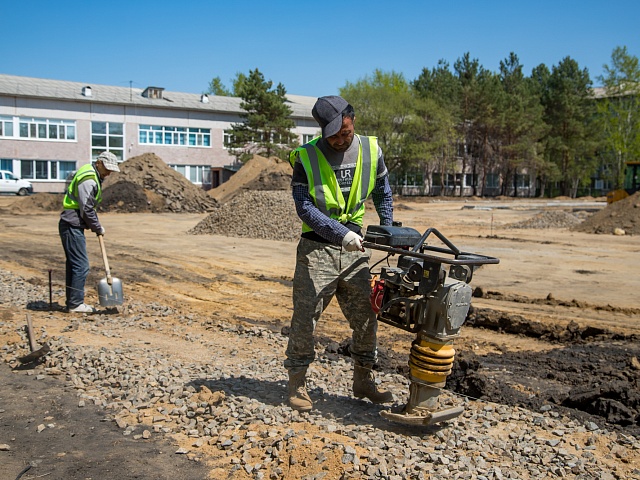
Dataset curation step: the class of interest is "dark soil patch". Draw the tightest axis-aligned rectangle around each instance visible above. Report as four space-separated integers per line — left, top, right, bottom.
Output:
100 180 154 212
0 364 210 480
473 288 640 316
466 306 640 340
447 341 640 437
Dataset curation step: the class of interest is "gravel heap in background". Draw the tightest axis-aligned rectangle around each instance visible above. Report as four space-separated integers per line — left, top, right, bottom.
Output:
506 210 583 229
188 190 301 242
2 267 639 479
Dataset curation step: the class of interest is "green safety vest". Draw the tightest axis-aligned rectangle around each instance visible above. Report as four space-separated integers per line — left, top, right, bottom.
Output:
62 164 102 210
289 134 378 233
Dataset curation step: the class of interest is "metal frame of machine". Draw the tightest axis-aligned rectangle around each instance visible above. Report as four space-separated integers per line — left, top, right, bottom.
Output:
364 224 499 426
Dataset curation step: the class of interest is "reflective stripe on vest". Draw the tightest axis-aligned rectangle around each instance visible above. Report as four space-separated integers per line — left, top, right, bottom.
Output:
63 164 102 210
291 135 378 232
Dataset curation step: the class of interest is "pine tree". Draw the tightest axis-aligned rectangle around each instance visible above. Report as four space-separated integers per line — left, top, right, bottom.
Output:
227 69 298 162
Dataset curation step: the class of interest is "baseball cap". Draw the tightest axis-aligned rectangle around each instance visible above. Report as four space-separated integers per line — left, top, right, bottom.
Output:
312 96 349 138
96 151 120 172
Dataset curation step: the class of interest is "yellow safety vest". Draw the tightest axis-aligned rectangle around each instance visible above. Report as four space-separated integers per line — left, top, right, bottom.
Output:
289 135 378 233
63 164 102 210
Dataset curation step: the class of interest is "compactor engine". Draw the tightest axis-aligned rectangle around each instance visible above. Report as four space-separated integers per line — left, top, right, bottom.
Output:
363 224 499 426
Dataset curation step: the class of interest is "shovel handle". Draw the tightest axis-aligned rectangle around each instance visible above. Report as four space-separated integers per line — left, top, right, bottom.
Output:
26 313 37 352
98 235 113 285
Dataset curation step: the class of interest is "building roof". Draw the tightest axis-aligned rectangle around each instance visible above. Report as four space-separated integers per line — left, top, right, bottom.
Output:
0 74 316 119
591 84 640 100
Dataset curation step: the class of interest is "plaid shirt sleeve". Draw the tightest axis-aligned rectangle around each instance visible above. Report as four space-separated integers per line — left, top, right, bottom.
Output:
371 174 394 226
292 184 350 245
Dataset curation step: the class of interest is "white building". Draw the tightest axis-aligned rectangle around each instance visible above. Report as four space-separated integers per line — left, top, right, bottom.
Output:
0 74 319 193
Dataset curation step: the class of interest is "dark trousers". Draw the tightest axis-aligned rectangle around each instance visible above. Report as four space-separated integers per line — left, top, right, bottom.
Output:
59 220 89 309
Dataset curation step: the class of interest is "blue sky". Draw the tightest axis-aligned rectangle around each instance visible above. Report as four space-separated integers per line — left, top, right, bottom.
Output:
2 0 638 97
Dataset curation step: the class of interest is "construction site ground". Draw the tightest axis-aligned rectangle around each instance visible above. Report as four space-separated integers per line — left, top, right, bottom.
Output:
1 192 639 479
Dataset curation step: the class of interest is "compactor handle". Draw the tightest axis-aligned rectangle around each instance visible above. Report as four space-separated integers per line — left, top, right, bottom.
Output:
362 227 500 267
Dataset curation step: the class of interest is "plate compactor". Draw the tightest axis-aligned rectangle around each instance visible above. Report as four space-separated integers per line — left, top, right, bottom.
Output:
363 224 499 426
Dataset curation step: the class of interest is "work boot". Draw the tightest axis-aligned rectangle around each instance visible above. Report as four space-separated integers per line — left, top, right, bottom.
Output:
288 370 313 412
353 364 393 404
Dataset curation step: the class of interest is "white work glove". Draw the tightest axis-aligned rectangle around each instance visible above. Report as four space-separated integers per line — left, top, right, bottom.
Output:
342 231 364 252
97 227 106 236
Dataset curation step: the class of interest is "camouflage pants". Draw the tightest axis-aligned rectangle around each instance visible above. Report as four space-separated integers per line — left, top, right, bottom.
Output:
284 237 378 373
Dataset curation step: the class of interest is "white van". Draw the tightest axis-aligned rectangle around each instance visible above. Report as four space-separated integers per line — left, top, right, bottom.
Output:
0 170 33 195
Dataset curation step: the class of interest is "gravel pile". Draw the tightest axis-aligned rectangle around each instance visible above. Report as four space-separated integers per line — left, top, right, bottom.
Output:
506 210 583 229
189 190 301 242
2 267 639 479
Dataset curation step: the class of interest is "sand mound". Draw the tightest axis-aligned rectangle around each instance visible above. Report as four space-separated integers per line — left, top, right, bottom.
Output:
7 193 63 213
571 191 640 235
189 190 300 242
99 153 218 213
208 155 291 203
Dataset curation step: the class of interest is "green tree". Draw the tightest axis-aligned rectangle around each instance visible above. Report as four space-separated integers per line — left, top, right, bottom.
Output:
413 60 462 195
227 69 298 162
413 59 461 112
596 46 640 189
206 76 232 96
341 70 433 172
541 57 598 197
529 63 560 197
497 53 547 197
232 73 248 96
454 53 494 197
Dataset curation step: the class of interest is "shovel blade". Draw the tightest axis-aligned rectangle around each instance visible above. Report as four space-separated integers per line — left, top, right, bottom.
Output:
18 343 50 364
98 277 124 306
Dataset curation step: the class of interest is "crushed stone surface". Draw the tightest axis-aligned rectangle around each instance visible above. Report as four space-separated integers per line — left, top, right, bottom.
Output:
1 267 639 479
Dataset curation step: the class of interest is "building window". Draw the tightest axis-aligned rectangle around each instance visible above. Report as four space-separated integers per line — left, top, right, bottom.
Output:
464 174 477 187
18 159 76 180
486 173 500 188
302 134 316 144
170 165 211 185
223 130 234 148
516 174 530 188
1 159 13 171
0 116 14 137
432 173 457 187
8 117 76 140
92 122 124 161
140 125 210 147
390 171 424 186
188 127 210 147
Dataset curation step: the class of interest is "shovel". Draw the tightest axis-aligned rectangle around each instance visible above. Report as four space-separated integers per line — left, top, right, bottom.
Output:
97 235 124 307
17 313 50 364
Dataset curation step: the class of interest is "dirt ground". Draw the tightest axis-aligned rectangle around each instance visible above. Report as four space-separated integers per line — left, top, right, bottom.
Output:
1 193 639 478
